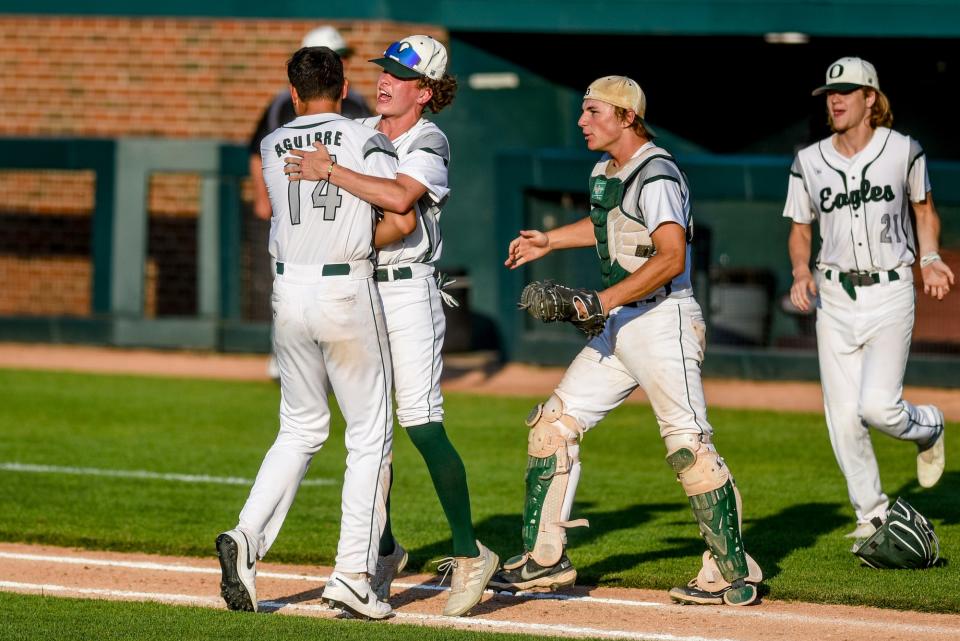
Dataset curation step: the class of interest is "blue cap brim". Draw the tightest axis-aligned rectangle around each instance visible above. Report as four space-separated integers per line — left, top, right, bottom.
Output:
370 57 422 80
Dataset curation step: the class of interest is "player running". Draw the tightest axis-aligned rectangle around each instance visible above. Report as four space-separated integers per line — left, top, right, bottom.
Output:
784 57 953 541
216 46 398 620
493 76 763 606
285 35 498 617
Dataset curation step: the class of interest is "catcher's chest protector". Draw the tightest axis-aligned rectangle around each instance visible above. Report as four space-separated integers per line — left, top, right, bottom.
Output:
588 147 676 288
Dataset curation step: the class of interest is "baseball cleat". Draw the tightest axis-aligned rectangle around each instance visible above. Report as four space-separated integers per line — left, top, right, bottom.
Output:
216 529 258 612
322 572 393 620
371 540 408 601
917 407 945 489
669 579 759 606
440 541 500 617
487 552 577 593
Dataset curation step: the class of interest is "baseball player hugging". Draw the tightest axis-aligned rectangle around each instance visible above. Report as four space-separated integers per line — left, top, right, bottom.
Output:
784 57 954 542
217 46 397 620
283 35 498 617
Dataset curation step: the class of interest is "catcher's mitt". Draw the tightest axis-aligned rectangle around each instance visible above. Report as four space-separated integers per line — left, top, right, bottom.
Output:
518 280 607 337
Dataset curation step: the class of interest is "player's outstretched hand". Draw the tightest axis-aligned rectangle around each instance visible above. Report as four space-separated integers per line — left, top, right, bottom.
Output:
790 270 817 312
505 230 550 269
922 260 955 300
284 146 332 182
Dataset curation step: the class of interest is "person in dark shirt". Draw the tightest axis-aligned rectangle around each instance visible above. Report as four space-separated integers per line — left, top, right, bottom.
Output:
248 25 372 220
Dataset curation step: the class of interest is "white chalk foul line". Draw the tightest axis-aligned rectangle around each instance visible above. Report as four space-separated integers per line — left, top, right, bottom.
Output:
1 551 957 637
0 580 223 606
0 462 336 487
263 600 739 641
0 580 731 641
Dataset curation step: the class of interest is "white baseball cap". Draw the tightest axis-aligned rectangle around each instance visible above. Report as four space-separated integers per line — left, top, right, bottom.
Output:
371 35 447 80
301 25 353 57
584 75 656 136
812 57 879 96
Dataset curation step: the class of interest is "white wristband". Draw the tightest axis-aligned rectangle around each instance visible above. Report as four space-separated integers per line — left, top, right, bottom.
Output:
920 252 942 268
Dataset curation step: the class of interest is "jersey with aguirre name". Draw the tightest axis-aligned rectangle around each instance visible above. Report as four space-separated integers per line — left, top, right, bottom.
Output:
783 127 930 273
358 116 450 266
262 113 398 264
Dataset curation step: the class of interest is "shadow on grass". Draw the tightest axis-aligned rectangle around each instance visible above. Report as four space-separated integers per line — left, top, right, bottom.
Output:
406 501 680 571
892 469 960 526
408 498 848 586
743 501 847 583
572 500 848 587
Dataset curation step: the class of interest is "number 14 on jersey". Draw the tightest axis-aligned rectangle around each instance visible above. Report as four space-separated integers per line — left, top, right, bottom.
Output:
286 154 343 225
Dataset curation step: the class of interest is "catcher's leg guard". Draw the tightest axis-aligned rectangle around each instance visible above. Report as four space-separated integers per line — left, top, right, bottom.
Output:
665 434 758 606
521 394 589 567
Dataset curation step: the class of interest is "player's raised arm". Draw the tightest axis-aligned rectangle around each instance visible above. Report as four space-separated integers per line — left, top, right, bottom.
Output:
286 146 427 213
913 192 955 300
505 217 594 269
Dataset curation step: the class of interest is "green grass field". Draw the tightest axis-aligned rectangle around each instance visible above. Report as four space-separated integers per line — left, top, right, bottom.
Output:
1 367 958 628
0 592 552 641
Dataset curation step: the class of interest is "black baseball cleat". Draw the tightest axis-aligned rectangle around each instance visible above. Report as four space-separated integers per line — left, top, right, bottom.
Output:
669 579 758 606
487 553 577 593
216 529 258 612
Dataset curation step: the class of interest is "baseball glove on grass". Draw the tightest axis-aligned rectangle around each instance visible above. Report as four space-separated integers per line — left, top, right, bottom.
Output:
519 280 607 337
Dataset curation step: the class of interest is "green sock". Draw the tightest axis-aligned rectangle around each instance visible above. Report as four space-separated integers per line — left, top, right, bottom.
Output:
407 422 479 558
378 463 396 557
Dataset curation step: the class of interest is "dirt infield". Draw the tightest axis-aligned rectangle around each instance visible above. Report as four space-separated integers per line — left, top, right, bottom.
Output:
1 542 959 641
2 342 959 420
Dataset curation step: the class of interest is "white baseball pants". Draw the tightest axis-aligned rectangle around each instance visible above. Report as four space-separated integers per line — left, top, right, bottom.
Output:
556 297 713 442
237 261 393 575
816 273 940 524
377 272 446 428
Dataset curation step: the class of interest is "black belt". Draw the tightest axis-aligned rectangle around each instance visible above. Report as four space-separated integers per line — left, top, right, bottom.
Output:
624 295 661 307
374 266 414 282
275 262 350 276
825 269 900 300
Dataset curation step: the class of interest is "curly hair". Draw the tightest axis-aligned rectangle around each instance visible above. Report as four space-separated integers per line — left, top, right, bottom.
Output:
614 106 654 139
418 74 458 113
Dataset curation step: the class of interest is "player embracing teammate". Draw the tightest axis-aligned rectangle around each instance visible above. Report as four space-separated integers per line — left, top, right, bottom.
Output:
217 46 398 620
287 35 499 617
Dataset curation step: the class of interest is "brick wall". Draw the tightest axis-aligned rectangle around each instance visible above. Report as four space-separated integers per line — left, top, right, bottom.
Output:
0 15 446 318
0 15 445 140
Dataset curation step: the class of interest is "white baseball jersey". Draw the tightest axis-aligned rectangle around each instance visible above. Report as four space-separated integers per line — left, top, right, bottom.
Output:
783 127 929 272
356 116 452 428
239 111 399 575
781 126 940 527
262 114 399 263
546 141 733 564
589 142 694 299
358 116 449 267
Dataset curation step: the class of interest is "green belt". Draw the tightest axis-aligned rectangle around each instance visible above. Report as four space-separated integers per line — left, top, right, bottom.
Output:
374 266 413 282
275 262 350 276
825 269 900 300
